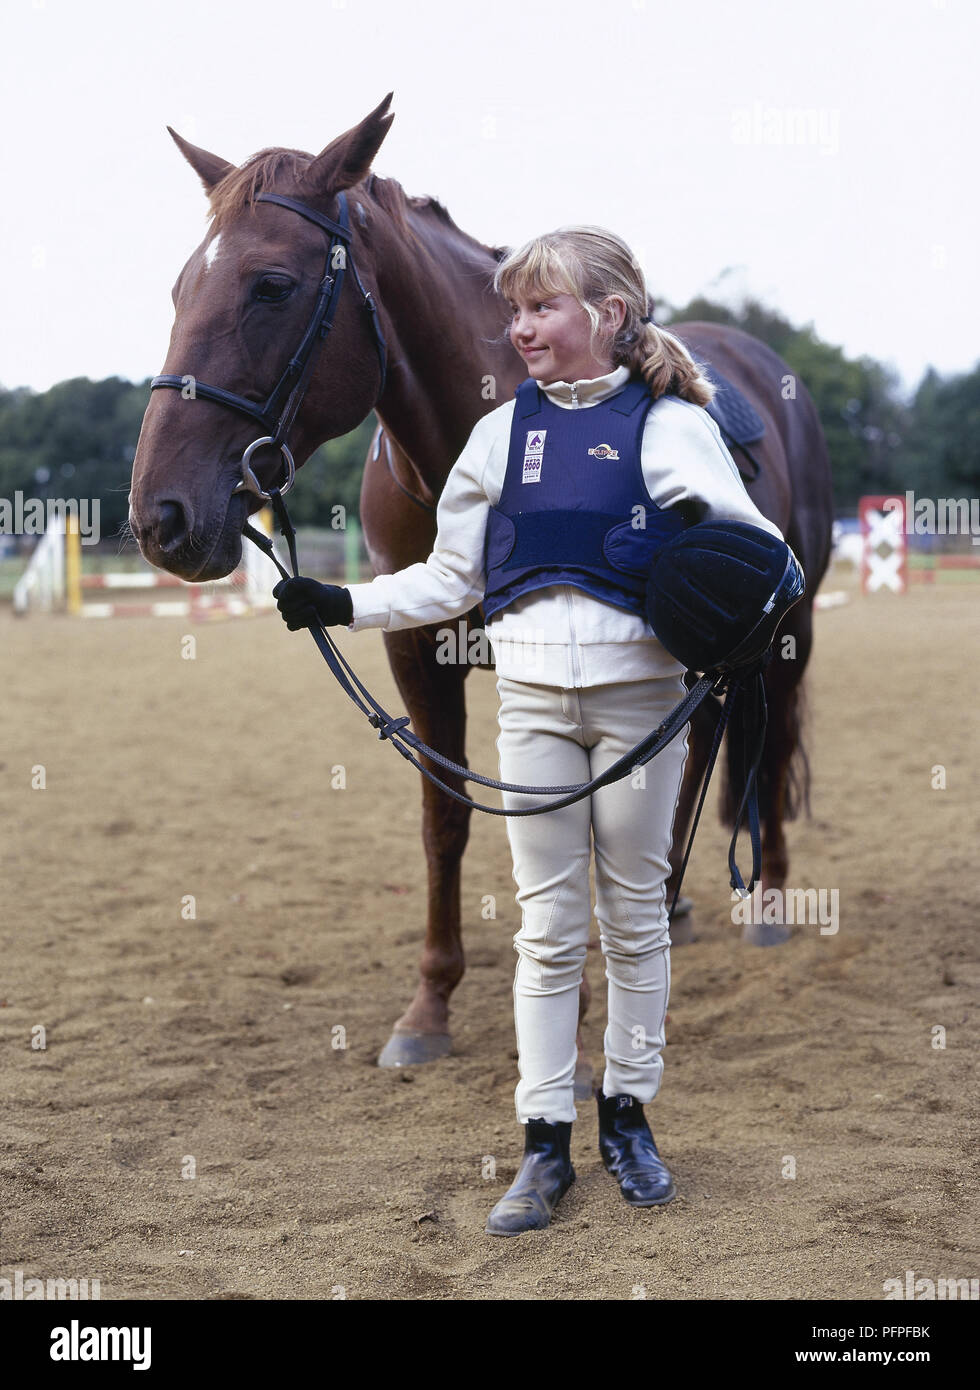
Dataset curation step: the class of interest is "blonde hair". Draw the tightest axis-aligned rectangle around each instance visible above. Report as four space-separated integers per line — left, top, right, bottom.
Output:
493 225 715 407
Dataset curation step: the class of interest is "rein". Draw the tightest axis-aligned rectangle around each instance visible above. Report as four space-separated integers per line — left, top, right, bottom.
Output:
243 489 767 915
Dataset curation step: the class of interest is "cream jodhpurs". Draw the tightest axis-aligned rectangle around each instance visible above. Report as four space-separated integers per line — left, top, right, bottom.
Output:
496 674 690 1124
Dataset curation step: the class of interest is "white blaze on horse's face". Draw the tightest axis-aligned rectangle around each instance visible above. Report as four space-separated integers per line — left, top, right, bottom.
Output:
203 232 222 271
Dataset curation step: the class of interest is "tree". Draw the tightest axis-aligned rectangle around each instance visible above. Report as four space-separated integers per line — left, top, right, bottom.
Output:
1 305 975 540
663 296 908 510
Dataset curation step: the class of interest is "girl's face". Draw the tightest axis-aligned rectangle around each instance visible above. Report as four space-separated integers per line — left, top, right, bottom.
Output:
508 288 626 385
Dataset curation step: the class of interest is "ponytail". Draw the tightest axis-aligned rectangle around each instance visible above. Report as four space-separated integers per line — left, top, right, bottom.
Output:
616 317 716 408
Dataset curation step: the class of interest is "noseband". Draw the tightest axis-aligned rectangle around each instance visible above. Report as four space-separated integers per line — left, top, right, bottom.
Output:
149 190 387 500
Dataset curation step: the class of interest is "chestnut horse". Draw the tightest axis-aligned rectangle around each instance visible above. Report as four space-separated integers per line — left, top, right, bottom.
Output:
130 94 833 1073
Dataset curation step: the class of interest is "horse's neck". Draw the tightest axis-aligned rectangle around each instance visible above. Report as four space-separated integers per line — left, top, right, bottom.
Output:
372 221 519 492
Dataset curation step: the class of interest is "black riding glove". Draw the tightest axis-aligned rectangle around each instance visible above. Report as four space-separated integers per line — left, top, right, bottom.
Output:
273 577 354 631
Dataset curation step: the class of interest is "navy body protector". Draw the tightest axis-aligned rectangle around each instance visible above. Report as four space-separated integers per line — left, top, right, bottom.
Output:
483 377 687 621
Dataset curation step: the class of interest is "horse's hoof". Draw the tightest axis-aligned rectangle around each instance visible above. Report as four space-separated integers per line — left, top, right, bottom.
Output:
573 1056 594 1102
377 1030 451 1067
741 920 792 947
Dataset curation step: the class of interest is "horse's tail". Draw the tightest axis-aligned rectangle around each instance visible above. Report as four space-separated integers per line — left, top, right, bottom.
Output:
719 672 811 828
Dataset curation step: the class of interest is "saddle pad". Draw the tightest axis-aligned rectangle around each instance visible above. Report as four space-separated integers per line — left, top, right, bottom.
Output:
700 361 766 447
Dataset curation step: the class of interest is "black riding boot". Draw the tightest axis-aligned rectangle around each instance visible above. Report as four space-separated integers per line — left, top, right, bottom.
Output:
597 1089 675 1207
485 1118 575 1236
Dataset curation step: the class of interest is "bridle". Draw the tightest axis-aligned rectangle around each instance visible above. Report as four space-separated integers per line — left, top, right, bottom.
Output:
149 190 387 500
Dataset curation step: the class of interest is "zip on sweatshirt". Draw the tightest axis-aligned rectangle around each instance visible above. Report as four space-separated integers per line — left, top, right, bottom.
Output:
564 586 581 685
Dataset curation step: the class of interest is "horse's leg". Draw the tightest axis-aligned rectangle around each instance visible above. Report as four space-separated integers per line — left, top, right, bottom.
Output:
377 625 470 1066
741 602 814 946
574 971 593 1100
664 687 722 945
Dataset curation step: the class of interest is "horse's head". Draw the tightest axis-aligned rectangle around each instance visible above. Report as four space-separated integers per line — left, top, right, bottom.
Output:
130 94 394 579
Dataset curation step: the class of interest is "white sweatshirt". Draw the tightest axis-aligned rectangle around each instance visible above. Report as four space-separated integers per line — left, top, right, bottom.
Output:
346 364 785 687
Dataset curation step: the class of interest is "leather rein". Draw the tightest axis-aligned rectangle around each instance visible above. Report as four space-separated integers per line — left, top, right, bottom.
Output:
148 189 765 908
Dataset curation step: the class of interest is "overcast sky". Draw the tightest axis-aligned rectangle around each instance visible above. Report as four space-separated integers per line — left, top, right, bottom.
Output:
1 0 975 398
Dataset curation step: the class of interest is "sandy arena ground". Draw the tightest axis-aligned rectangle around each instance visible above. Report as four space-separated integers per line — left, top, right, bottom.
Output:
1 568 977 1301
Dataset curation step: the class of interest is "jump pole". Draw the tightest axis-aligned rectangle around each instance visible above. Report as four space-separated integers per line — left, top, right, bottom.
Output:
65 514 82 616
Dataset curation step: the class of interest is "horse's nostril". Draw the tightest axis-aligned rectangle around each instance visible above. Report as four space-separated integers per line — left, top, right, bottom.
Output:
155 499 188 551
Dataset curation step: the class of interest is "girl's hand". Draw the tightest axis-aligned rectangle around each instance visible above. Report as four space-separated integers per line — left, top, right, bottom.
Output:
272 577 353 631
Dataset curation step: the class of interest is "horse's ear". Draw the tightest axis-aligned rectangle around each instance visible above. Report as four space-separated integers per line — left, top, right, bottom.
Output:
301 92 395 198
167 127 235 194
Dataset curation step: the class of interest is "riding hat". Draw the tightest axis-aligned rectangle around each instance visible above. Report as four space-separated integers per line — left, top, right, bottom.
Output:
645 520 805 673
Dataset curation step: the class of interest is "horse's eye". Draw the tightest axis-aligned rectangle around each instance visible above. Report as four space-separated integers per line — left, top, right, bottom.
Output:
253 275 295 303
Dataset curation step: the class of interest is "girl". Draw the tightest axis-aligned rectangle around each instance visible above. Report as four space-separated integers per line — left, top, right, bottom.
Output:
274 225 784 1236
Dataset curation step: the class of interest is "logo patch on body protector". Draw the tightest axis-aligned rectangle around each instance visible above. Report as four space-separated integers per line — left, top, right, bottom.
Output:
522 429 546 484
587 443 620 459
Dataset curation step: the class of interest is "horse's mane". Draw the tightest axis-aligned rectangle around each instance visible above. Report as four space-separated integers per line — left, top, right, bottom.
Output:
367 173 509 266
208 149 509 264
